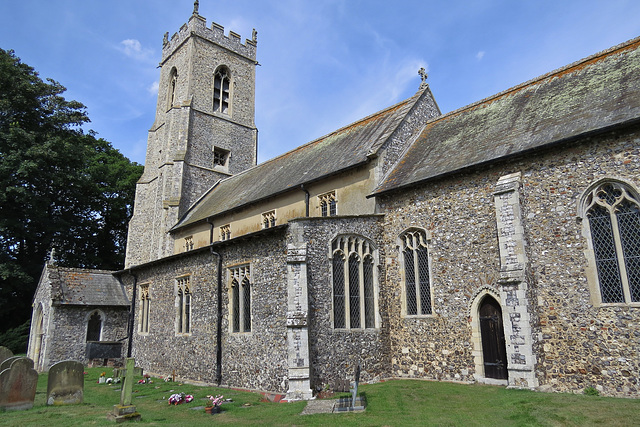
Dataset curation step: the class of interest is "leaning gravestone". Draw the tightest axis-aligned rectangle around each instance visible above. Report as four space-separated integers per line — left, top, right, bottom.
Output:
107 357 141 422
0 357 38 411
47 360 84 405
0 346 12 365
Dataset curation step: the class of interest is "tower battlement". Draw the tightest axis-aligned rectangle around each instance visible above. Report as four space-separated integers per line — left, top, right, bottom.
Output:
161 12 257 65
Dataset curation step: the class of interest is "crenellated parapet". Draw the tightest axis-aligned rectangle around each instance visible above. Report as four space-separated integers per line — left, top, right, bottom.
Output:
161 13 257 64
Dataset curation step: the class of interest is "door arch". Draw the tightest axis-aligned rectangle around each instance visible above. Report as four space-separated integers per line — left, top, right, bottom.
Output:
479 296 508 380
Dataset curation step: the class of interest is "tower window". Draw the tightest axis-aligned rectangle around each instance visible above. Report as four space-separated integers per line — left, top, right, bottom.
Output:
167 68 178 110
213 67 230 114
213 147 230 170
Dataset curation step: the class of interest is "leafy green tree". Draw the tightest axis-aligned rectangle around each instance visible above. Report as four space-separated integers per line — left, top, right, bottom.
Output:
0 48 143 339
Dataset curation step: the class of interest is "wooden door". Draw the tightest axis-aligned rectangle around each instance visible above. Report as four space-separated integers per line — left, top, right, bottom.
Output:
479 297 508 379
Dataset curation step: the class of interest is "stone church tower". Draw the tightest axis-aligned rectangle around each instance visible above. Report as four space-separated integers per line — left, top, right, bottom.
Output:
125 4 258 267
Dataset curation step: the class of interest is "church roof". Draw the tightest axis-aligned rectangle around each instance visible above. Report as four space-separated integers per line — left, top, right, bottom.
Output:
373 36 640 196
173 90 428 229
48 266 129 306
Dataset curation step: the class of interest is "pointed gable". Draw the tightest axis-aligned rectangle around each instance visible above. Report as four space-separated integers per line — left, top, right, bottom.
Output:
374 37 640 196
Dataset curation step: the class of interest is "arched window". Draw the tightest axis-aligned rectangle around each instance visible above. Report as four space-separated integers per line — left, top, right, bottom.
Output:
167 67 178 110
400 229 432 315
331 235 377 329
584 181 640 303
213 66 230 114
230 265 251 333
176 276 191 334
86 311 103 342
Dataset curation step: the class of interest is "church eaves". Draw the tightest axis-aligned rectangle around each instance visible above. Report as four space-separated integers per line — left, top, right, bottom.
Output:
171 89 428 230
372 36 640 197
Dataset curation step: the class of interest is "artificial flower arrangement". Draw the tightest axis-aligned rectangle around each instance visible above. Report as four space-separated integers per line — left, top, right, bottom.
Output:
168 392 194 405
207 394 224 407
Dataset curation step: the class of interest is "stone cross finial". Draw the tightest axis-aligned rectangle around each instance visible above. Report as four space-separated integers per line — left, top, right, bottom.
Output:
193 0 199 15
418 67 428 90
252 28 258 43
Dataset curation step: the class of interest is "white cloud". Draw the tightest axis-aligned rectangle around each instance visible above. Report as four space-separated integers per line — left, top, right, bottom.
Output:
147 81 159 96
119 39 153 61
476 51 486 60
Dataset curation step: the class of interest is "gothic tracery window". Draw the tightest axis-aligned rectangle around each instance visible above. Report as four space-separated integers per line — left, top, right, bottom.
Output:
213 66 230 114
176 276 191 334
585 181 640 304
230 265 251 333
168 68 178 110
331 235 377 329
319 191 337 217
401 229 432 315
139 284 150 334
262 210 276 229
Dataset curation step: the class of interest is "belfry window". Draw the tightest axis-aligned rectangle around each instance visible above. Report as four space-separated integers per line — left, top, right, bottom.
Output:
213 147 230 169
319 191 337 217
230 265 251 333
400 229 432 316
331 235 377 329
167 68 178 110
584 181 640 304
176 276 191 334
213 67 230 114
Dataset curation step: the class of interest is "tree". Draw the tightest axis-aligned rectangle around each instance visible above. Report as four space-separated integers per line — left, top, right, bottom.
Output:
0 48 143 338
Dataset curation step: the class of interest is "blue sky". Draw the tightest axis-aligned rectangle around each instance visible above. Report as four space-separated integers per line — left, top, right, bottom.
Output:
1 1 639 165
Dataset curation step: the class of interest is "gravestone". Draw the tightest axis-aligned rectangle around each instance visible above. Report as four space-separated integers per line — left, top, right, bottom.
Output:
334 364 366 412
0 357 38 411
107 357 141 422
47 360 84 405
0 356 25 372
0 346 12 365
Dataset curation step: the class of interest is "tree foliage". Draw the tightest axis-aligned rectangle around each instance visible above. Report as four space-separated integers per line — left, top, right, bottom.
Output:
0 48 143 333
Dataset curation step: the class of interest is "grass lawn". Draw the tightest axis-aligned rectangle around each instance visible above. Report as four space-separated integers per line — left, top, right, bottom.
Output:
1 367 639 426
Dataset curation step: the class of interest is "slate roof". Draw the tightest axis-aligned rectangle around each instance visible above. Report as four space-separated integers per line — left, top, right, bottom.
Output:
48 266 129 306
373 36 640 196
173 89 428 229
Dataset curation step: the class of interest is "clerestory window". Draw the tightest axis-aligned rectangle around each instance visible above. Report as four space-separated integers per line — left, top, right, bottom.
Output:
220 224 231 241
319 191 337 217
400 229 432 316
262 210 276 229
584 181 640 304
331 235 377 329
176 276 191 334
213 66 230 114
229 265 251 333
184 236 194 252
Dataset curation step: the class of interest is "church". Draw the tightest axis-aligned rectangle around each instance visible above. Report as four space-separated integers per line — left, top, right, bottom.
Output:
29 4 640 399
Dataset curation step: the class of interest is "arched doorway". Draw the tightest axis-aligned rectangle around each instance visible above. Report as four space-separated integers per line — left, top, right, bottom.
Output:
479 296 508 380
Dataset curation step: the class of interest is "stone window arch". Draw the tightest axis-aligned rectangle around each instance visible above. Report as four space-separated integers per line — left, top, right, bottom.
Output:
86 310 105 342
398 228 432 316
167 67 178 110
330 235 378 329
579 179 640 305
213 66 231 114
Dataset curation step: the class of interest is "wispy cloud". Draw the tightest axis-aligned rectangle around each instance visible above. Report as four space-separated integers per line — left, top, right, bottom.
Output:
476 51 486 60
147 81 159 96
119 39 153 61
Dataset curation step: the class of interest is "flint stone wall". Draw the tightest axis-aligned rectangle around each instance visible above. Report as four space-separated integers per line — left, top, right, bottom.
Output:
380 124 640 397
128 230 288 393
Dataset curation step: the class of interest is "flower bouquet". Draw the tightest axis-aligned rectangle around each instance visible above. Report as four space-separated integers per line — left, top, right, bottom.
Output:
205 395 224 414
168 392 194 405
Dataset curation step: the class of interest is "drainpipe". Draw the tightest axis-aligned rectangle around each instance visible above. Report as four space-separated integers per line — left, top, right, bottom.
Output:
301 185 310 217
206 217 214 244
127 271 138 358
210 247 223 386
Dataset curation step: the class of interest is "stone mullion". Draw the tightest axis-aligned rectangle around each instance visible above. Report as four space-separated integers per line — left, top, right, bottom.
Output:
610 208 632 303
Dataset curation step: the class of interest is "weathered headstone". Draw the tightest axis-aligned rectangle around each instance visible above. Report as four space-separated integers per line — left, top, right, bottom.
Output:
47 360 84 405
351 364 361 408
0 356 26 372
0 346 13 365
0 357 38 411
107 357 141 422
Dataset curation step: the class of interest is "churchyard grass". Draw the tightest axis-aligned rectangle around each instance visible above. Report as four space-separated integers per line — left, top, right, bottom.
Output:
1 367 639 426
